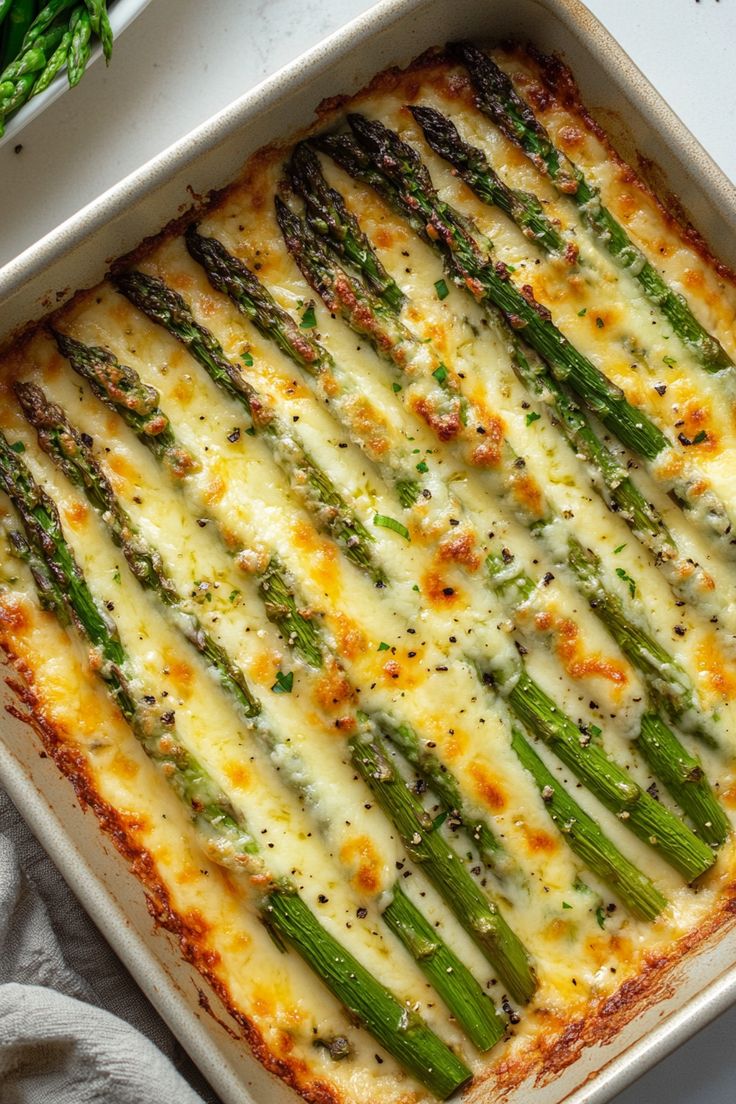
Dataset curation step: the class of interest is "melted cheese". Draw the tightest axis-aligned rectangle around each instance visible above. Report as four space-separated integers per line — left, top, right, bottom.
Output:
1 45 736 1104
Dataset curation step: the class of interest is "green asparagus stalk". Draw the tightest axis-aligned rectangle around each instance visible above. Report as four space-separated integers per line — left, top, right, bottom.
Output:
112 268 388 586
288 142 406 310
409 105 568 257
351 723 537 1004
66 6 91 87
509 728 667 919
15 380 261 720
382 883 506 1049
0 433 469 1099
454 43 733 374
32 26 72 94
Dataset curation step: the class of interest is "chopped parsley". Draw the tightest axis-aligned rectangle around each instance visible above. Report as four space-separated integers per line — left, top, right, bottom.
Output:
663 355 677 367
692 429 708 445
613 544 626 554
241 350 254 366
10 440 25 453
377 642 390 652
374 514 410 541
615 566 636 598
525 411 541 426
562 901 573 910
272 670 294 694
577 307 587 317
416 459 429 473
434 278 449 301
392 382 402 393
432 364 448 385
596 906 607 929
300 304 317 329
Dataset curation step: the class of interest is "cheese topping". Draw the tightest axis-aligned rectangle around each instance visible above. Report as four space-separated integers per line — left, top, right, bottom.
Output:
1 45 736 1104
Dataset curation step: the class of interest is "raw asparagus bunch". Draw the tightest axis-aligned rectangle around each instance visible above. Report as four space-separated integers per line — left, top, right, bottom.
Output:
50 325 536 1013
18 381 508 1052
316 120 736 552
273 182 727 843
0 427 475 1097
0 0 112 135
453 43 733 374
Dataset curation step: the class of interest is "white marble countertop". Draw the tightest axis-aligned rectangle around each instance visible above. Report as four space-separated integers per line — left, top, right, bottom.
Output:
1 1 735 1101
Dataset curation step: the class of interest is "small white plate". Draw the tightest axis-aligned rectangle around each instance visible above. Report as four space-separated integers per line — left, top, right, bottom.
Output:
0 0 153 149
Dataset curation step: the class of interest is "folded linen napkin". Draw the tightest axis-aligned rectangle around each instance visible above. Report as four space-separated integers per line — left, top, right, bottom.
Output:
0 785 220 1104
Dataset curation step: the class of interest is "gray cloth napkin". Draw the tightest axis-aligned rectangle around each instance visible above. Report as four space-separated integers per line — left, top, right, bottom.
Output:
0 785 221 1104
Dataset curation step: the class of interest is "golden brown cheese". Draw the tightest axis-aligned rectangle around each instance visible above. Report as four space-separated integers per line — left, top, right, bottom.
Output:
2 43 736 1104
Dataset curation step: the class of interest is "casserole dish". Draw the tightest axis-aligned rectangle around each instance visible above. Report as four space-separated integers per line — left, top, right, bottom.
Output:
2 2 736 1103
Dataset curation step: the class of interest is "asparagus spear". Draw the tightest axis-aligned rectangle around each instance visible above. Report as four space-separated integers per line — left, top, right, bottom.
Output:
352 722 536 1004
0 433 470 1099
288 142 406 310
112 269 388 585
408 106 568 257
509 728 666 919
382 883 506 1048
66 5 91 87
316 127 736 581
51 325 527 1013
51 328 324 667
454 43 733 374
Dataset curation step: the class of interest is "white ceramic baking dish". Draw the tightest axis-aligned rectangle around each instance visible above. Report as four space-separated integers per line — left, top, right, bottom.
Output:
2 1 736 1102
